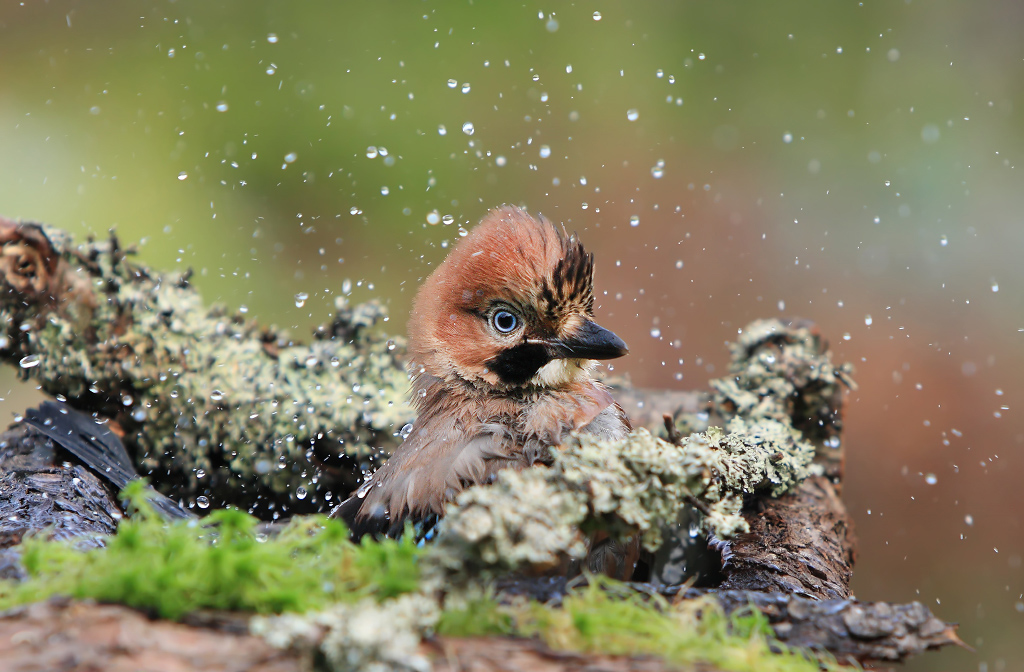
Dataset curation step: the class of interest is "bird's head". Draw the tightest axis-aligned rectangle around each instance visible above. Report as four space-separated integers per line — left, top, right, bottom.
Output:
408 205 628 395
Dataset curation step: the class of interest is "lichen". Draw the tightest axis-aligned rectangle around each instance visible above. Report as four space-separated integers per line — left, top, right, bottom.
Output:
251 593 439 672
426 418 817 580
709 318 855 447
0 221 412 511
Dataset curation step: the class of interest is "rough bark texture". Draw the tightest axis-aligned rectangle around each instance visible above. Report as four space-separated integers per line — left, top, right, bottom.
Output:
715 475 856 599
0 424 121 556
424 637 711 672
0 598 303 672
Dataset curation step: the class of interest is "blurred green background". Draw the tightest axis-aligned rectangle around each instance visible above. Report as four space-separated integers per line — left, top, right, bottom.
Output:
1 2 1021 669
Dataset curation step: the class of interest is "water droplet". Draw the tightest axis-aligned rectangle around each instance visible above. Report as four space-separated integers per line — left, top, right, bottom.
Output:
965 514 974 526
380 186 389 195
462 122 475 135
843 333 851 341
294 292 310 308
19 354 40 368
196 469 206 479
215 102 228 112
386 339 397 351
342 279 352 294
626 109 639 121
865 314 873 326
366 146 378 159
940 235 948 247
884 179 891 187
592 11 602 20
447 79 457 88
651 160 665 178
650 328 661 338
426 211 441 225
400 423 414 439
442 214 455 226
121 394 133 407
991 281 999 293
132 408 147 422
438 124 447 136
267 33 278 44
629 215 640 227
284 152 297 164
675 260 684 269
924 473 937 485
495 155 506 167
210 389 225 401
782 132 793 144
177 172 188 181
350 206 361 215
539 145 551 159
461 82 471 94
197 496 210 509
295 486 308 500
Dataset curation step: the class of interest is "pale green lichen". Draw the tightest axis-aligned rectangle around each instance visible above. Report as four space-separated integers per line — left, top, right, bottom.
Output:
427 416 817 580
0 223 411 511
251 593 439 672
710 318 855 447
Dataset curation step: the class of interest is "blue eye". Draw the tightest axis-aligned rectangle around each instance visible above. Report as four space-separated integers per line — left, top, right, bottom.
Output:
491 310 519 333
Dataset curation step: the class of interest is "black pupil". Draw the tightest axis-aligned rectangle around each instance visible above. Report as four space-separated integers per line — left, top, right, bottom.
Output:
494 311 517 332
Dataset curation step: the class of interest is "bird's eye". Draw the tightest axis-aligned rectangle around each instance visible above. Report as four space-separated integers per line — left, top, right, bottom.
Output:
491 310 519 334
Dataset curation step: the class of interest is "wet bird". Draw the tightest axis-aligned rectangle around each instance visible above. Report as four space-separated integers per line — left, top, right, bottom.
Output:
332 205 634 573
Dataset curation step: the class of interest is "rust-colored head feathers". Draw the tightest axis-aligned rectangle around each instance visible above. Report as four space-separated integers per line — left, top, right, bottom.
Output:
408 205 624 393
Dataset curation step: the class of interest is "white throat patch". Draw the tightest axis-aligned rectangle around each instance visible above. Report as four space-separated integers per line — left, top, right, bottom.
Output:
529 358 594 388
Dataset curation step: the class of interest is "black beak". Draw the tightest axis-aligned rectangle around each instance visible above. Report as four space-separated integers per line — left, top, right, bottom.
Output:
546 319 628 361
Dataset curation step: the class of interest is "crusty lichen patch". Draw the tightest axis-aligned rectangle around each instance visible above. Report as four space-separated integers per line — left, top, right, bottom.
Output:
0 220 411 512
710 318 855 447
251 593 439 672
428 418 817 581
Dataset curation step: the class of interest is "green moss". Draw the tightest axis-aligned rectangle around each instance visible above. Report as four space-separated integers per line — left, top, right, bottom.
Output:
518 580 836 672
435 579 835 672
0 481 422 619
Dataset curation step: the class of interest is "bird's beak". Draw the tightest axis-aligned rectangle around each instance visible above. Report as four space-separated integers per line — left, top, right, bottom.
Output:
543 319 629 361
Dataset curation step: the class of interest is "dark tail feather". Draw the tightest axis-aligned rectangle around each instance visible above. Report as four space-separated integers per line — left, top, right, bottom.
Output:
330 494 440 542
329 494 392 540
23 401 194 521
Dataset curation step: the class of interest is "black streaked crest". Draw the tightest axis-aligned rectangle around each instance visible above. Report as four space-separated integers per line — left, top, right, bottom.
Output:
539 233 595 320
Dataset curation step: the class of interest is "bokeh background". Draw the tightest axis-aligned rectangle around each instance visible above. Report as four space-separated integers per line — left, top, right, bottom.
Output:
1 2 1021 669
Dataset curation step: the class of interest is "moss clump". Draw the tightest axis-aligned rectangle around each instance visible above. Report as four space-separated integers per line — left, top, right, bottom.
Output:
437 581 835 672
0 481 422 619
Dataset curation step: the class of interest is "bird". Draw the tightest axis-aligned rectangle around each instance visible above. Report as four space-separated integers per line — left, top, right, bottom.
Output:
331 204 635 574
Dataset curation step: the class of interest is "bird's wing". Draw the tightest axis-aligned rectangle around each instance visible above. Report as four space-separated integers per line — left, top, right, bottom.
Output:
24 401 136 488
331 412 513 538
23 401 195 521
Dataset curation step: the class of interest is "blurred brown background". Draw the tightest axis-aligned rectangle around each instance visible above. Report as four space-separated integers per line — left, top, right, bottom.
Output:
1 2 1021 669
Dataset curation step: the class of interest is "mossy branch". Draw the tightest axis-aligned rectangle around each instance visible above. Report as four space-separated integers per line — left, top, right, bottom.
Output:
0 218 411 513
